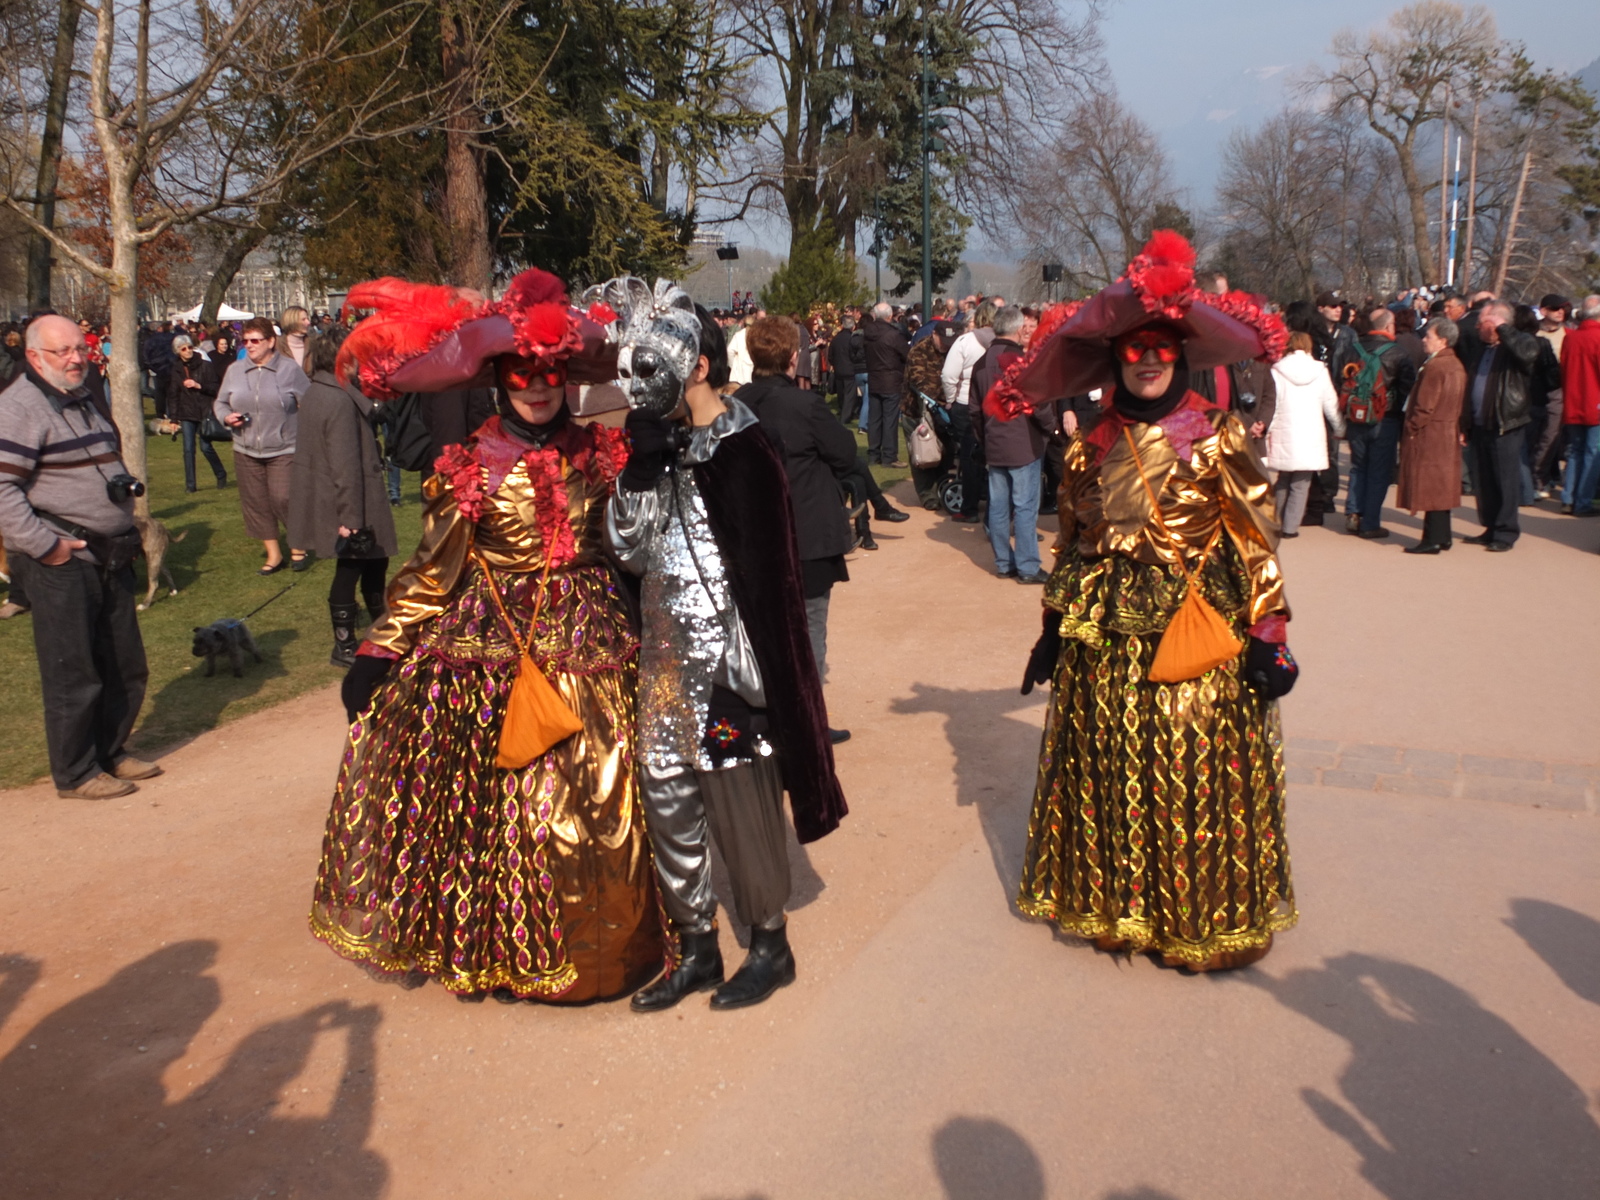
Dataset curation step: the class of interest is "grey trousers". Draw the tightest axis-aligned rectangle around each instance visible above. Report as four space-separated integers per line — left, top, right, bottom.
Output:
641 754 790 934
804 590 830 680
1274 470 1313 534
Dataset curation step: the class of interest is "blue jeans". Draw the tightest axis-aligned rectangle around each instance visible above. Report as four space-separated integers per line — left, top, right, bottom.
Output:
1354 419 1401 529
986 459 1042 575
180 419 227 490
1345 422 1384 517
1563 424 1600 513
856 374 870 431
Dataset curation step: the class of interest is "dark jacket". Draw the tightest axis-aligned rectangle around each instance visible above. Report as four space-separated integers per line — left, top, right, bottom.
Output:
828 327 865 377
972 337 1056 468
1188 359 1278 449
165 353 221 423
1460 322 1539 436
692 425 848 843
420 387 497 467
286 372 399 559
1355 331 1418 421
735 374 857 561
861 317 909 396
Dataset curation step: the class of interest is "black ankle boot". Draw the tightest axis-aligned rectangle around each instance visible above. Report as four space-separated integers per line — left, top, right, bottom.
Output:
329 601 361 667
363 589 387 626
710 922 796 1010
630 929 724 1012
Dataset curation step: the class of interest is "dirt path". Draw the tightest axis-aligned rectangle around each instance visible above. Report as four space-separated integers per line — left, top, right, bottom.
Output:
2 488 1597 1200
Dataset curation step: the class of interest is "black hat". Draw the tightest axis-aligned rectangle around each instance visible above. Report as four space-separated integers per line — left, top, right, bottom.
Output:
1315 291 1340 308
1539 294 1572 314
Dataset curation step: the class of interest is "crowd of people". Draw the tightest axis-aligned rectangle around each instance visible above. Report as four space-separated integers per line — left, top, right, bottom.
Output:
1 236 1597 1001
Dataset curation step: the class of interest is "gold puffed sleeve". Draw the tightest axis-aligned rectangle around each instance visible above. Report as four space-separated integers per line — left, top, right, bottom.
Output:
363 473 472 659
1213 412 1289 624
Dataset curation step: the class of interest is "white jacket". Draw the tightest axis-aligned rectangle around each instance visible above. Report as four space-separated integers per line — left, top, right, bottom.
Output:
726 326 753 386
1265 351 1344 472
941 328 993 406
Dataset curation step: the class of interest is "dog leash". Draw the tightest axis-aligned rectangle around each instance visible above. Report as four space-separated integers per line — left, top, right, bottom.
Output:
240 581 296 621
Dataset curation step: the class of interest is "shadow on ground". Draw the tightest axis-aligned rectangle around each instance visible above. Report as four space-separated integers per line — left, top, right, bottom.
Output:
131 626 298 750
0 940 387 1200
933 1115 1045 1200
1505 898 1600 1007
890 683 1046 911
1252 952 1600 1199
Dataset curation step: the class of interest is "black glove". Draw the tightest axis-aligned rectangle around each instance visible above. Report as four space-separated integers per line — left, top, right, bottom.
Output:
619 409 675 491
1244 637 1298 700
1021 608 1062 696
342 654 394 722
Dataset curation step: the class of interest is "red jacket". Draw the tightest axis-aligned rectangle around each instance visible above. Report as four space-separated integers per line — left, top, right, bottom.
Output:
1562 318 1600 425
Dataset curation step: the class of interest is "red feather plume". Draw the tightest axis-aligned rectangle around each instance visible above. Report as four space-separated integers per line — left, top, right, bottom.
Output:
1125 229 1200 319
489 268 582 364
337 278 484 399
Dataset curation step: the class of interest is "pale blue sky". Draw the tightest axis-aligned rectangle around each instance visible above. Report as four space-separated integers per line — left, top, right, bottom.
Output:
1101 0 1600 206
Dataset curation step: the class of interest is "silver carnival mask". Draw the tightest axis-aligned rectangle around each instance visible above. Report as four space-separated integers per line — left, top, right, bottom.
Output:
584 276 700 417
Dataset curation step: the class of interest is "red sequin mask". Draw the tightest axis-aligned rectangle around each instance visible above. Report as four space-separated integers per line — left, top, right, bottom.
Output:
497 355 567 391
1113 329 1183 365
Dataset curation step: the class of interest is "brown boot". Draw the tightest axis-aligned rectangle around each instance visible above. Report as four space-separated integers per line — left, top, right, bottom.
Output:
58 773 137 800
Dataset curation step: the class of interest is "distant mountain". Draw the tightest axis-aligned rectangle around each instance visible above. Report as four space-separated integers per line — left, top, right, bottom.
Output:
1579 56 1600 98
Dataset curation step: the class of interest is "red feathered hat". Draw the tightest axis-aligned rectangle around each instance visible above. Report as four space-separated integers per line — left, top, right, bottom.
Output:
337 267 619 400
984 231 1287 421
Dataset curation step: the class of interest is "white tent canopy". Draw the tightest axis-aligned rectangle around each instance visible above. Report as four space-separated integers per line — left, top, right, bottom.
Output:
171 302 254 322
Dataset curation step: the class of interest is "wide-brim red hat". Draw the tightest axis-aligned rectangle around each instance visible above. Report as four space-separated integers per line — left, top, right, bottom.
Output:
985 231 1287 420
337 268 619 400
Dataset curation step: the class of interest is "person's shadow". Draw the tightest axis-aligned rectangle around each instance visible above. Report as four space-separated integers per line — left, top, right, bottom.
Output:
890 683 1047 908
932 1115 1046 1200
1505 898 1600 1006
1252 952 1600 1199
0 940 386 1200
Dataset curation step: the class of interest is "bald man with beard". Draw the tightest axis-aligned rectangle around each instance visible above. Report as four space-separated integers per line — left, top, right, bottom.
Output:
0 315 157 799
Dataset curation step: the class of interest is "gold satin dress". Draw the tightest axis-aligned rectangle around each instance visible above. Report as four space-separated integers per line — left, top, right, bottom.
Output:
309 418 664 1001
1016 400 1297 964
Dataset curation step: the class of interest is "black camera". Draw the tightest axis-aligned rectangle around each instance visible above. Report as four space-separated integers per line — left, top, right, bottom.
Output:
106 473 146 503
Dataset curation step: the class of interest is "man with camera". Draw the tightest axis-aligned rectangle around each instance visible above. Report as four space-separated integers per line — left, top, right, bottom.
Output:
0 314 157 799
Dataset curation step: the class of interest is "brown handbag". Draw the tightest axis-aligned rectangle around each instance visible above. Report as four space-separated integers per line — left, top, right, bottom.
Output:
1122 426 1243 683
472 545 584 769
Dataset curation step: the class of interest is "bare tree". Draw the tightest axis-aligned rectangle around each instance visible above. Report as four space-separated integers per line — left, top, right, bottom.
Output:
0 0 451 501
1311 0 1497 283
1010 89 1177 294
1216 110 1339 300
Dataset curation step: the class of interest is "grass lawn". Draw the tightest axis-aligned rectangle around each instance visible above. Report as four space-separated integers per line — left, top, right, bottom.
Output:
0 425 426 789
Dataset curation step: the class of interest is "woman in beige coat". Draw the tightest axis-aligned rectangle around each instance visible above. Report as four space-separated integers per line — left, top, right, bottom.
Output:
1396 317 1466 554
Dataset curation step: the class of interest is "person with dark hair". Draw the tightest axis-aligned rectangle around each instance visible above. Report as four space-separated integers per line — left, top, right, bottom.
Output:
312 268 663 1003
735 315 859 742
214 315 311 573
1512 304 1564 505
600 277 848 1013
1012 231 1297 973
287 327 399 665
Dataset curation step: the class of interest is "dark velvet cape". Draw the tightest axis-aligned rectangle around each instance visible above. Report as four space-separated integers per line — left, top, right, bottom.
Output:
692 425 848 843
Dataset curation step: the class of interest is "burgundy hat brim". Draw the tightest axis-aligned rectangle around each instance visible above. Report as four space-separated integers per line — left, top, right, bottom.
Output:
1014 279 1264 401
386 312 619 393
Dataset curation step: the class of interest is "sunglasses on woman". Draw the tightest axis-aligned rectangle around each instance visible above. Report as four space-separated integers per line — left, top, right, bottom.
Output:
1113 330 1182 365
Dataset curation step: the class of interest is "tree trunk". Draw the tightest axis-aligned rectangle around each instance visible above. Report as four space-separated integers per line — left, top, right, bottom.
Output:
1493 147 1534 297
27 0 82 311
107 240 149 519
1392 144 1436 287
440 5 490 292
200 222 272 325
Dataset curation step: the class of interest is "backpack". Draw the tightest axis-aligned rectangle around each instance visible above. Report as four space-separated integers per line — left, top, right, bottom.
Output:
1338 341 1389 424
383 391 437 472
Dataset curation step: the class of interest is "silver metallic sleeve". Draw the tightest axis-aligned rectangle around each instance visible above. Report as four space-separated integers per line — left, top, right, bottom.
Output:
605 481 665 574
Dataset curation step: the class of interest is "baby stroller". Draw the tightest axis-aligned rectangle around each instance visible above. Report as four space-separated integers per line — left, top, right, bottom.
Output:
908 390 963 514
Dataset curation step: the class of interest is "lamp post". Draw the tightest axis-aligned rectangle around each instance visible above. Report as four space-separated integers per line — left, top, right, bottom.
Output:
715 243 740 310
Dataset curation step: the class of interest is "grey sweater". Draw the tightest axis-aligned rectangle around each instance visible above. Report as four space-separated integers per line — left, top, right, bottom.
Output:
214 352 308 458
0 369 136 561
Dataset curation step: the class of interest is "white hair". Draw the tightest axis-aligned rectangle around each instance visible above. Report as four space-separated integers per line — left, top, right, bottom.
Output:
871 302 893 321
1582 295 1600 321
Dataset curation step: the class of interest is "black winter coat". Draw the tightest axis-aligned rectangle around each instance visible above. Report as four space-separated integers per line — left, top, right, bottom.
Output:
735 374 857 561
1356 332 1418 421
861 318 909 396
166 353 221 423
1460 323 1539 435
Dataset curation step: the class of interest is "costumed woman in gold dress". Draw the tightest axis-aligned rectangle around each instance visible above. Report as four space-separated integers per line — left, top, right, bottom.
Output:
309 269 664 1002
991 232 1300 971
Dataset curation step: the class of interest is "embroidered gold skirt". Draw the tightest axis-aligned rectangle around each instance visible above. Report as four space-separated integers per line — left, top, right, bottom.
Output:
1017 550 1296 963
310 564 665 1001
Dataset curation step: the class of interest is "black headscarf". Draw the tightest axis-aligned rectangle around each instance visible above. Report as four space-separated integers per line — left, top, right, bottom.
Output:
1110 351 1191 424
496 388 571 446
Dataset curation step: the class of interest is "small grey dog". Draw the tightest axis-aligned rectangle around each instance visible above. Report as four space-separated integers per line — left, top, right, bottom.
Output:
191 618 262 678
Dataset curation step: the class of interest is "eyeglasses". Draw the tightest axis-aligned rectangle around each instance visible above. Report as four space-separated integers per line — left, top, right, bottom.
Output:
37 346 88 360
498 356 567 391
1113 331 1182 365
241 336 269 345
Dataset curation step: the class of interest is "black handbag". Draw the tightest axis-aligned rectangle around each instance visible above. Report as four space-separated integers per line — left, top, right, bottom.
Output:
199 413 233 442
333 527 380 558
